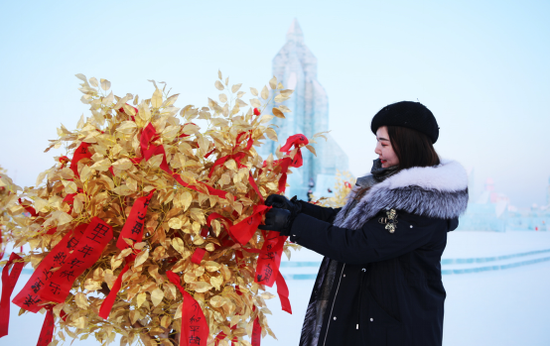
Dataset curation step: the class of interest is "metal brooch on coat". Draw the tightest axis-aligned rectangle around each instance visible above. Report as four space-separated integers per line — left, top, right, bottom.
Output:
378 209 398 233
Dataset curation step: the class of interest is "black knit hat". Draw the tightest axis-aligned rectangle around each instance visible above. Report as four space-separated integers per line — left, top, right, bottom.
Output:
370 101 439 143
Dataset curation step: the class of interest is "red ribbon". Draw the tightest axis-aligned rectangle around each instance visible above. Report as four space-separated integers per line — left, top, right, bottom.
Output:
280 134 308 153
18 198 38 217
0 253 24 338
38 218 112 304
275 273 292 314
98 264 130 319
36 306 54 346
254 232 285 287
166 271 209 346
69 142 92 177
229 205 271 245
99 191 155 319
116 190 154 250
190 248 206 264
251 307 262 346
137 123 231 200
13 223 88 313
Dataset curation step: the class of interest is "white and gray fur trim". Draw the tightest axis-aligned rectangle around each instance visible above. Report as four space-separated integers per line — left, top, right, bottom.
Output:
333 160 469 230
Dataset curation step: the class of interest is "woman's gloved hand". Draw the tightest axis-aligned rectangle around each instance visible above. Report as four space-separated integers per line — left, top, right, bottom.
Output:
258 207 293 235
265 194 302 214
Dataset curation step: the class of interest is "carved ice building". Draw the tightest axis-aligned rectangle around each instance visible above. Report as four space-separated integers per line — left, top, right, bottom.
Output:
258 19 349 199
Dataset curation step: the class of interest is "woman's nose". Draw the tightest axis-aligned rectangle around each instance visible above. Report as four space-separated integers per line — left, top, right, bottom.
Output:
374 144 381 155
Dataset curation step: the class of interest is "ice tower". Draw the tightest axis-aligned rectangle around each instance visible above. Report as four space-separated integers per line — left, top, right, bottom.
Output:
259 19 349 199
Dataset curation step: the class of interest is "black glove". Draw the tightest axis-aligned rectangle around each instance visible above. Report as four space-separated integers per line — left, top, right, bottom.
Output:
258 207 293 235
265 194 302 214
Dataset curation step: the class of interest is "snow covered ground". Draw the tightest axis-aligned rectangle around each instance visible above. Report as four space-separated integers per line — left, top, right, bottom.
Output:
2 230 550 345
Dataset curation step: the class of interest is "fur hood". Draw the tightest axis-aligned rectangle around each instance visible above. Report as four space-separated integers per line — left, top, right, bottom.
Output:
333 159 469 230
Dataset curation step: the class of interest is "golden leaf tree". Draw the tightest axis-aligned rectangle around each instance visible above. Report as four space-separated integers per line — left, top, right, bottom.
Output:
3 73 320 346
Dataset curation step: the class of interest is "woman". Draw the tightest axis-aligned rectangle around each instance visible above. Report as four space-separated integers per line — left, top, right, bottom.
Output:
260 101 469 346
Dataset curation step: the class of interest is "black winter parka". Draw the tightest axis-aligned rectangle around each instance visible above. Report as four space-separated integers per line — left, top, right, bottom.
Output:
289 160 469 346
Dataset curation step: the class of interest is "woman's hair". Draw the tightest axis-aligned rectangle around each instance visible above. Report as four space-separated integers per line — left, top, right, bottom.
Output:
386 126 440 170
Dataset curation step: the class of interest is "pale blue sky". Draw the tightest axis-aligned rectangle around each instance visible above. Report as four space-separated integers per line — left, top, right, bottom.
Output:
1 0 549 207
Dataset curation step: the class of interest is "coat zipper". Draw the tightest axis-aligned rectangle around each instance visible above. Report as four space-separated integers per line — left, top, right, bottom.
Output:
321 263 346 346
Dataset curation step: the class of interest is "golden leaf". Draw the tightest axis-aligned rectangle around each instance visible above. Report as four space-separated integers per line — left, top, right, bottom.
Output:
151 287 165 307
62 180 78 194
280 89 293 97
89 77 99 87
148 154 164 168
112 158 132 171
152 88 163 108
224 159 237 171
306 145 317 156
168 217 182 229
136 292 147 308
210 295 225 308
235 99 248 107
260 292 276 300
174 304 182 319
171 237 186 255
189 208 206 225
250 87 259 96
123 103 137 116
164 93 179 107
261 86 269 100
113 185 133 196
160 315 172 329
272 107 285 119
274 94 289 103
91 158 111 172
134 249 149 267
189 281 213 293
278 105 292 113
215 80 225 91
75 292 89 309
210 275 223 291
117 121 138 135
259 114 274 124
218 70 222 80
231 84 242 93
219 93 228 103
72 317 87 329
265 128 278 142
269 76 277 90
138 101 152 121
75 73 87 81
249 98 262 108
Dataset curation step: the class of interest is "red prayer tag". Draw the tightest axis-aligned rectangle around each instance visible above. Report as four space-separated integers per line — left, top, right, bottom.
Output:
255 232 285 287
116 190 154 250
38 218 112 304
166 271 209 346
12 224 88 313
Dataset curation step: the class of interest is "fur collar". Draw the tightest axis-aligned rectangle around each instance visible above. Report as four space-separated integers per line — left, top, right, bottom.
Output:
333 159 469 230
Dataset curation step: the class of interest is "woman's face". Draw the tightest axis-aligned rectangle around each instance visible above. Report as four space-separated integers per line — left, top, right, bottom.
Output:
375 126 399 168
